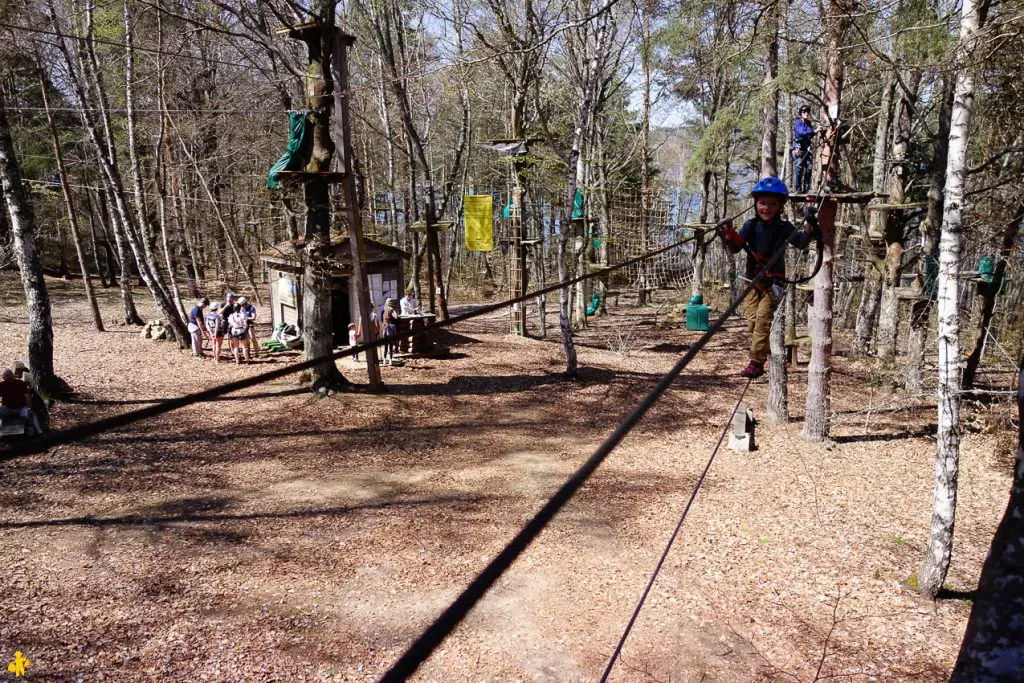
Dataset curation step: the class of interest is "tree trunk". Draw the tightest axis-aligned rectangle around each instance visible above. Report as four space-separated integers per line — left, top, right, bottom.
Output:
101 189 143 325
59 4 183 338
0 89 56 391
38 71 104 333
154 9 187 318
762 2 787 424
297 9 348 390
876 74 919 360
803 0 850 442
917 0 983 598
856 70 894 351
334 31 382 389
963 202 1023 388
123 1 171 308
84 193 111 288
803 201 837 440
637 1 654 306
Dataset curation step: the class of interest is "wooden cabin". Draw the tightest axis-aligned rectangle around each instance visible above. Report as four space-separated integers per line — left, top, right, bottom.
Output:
260 234 410 347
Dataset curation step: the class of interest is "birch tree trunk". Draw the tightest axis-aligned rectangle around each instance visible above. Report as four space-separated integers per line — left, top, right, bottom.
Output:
917 0 983 598
951 360 1024 678
906 79 954 393
59 4 186 343
0 89 56 391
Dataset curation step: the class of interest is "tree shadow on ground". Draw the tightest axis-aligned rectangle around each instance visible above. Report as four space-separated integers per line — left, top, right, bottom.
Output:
936 587 977 602
66 387 310 405
0 493 494 532
831 426 936 444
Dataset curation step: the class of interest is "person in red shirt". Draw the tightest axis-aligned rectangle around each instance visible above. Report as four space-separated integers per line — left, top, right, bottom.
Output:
0 368 44 435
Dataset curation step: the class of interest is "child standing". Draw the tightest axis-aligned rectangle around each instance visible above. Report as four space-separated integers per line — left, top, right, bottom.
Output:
205 305 225 362
793 105 817 193
348 323 361 362
718 177 816 379
228 304 250 364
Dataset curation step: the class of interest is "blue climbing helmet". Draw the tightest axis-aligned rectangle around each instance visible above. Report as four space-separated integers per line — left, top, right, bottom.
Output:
751 177 789 200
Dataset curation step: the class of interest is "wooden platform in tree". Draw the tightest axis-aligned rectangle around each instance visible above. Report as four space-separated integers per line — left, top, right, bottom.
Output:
789 191 886 204
867 201 927 212
411 221 454 233
895 286 925 300
273 170 347 184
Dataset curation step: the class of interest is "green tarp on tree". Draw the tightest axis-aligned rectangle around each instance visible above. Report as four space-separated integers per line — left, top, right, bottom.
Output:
267 111 312 189
571 188 584 219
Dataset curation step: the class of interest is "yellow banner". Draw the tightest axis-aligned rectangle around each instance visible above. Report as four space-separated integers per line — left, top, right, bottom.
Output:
464 195 494 251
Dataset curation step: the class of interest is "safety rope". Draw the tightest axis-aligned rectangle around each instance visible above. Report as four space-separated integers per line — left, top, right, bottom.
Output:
599 376 753 681
379 236 792 682
2 233 698 459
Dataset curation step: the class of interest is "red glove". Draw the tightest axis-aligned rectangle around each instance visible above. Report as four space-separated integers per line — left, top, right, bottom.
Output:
717 219 744 250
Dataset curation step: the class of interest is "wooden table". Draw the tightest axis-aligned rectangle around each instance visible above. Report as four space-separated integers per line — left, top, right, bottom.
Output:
396 314 438 354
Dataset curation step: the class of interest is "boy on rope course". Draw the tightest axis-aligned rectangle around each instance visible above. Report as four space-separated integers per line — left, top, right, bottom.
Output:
717 178 817 379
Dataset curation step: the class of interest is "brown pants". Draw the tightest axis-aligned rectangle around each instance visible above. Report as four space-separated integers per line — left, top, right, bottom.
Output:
743 283 778 364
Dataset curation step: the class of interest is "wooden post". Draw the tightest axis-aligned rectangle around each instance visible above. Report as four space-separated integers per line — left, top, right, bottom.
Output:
333 31 382 390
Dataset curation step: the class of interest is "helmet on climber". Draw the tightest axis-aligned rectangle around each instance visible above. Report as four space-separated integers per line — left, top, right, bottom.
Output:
750 177 789 201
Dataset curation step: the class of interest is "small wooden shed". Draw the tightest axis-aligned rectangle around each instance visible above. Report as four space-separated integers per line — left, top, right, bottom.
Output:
260 234 410 346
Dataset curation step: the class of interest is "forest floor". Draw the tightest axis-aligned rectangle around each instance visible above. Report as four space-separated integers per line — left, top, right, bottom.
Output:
0 273 1017 681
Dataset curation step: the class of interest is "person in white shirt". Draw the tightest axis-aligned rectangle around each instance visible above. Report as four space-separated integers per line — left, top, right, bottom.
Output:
400 289 419 316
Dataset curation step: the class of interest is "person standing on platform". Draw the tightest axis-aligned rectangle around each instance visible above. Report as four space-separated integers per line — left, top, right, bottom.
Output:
793 105 816 194
717 178 817 379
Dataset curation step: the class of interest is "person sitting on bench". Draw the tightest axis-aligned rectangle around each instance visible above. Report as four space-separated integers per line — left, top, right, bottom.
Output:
0 368 44 435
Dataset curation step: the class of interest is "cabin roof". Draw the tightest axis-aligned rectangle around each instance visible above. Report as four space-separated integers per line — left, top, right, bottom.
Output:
260 233 410 269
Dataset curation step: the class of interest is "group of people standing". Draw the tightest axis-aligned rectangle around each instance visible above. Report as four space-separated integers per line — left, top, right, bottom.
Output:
348 289 420 366
187 293 259 364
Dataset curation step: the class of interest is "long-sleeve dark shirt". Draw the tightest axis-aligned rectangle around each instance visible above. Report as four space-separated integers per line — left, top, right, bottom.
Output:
736 216 812 282
794 118 814 149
